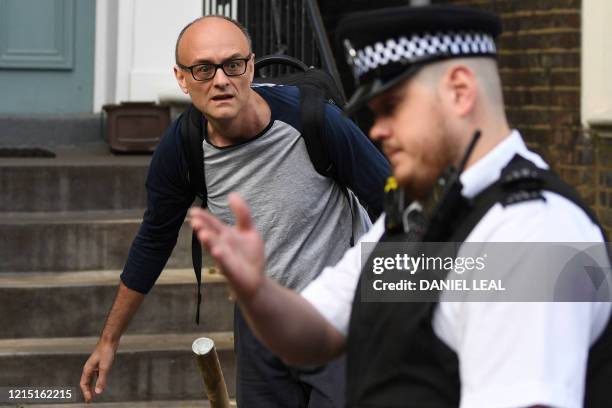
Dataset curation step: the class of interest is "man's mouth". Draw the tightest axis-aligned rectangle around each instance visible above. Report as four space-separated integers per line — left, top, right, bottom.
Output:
384 147 401 159
211 94 234 101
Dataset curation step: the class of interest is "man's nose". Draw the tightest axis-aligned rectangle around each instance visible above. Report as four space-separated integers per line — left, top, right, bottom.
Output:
369 119 391 142
212 67 230 87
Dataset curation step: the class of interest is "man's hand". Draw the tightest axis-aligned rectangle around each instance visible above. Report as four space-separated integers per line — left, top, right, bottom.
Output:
189 193 265 302
80 339 118 403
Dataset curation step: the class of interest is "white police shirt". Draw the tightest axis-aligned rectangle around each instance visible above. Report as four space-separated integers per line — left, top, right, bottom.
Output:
301 130 611 408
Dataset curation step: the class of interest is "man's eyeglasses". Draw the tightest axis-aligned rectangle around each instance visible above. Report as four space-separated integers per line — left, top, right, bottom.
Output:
177 54 252 81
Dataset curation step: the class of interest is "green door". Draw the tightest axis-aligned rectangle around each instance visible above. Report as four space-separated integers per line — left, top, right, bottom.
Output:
0 0 95 113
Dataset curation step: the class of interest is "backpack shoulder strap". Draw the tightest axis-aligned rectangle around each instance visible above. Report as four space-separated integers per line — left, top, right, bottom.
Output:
179 104 206 200
299 84 334 177
179 103 207 324
450 154 606 242
299 84 355 246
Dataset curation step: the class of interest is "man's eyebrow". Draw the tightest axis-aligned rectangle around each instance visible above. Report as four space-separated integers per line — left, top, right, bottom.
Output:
227 52 248 59
192 53 249 65
371 92 401 106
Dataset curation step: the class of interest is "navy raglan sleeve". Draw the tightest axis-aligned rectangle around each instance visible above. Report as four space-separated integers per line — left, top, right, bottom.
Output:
324 103 390 216
120 119 195 294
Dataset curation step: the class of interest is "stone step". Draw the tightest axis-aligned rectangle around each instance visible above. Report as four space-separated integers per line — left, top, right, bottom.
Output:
0 332 236 403
0 147 151 212
0 269 233 339
0 114 103 148
0 210 203 272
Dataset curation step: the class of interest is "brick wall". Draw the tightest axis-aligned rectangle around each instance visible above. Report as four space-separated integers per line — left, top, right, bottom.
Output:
433 0 612 236
595 132 612 235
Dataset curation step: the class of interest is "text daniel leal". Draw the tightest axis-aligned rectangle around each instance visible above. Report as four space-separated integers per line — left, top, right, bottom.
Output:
373 279 506 291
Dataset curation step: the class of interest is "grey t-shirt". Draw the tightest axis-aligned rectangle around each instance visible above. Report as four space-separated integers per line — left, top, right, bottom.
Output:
204 113 371 291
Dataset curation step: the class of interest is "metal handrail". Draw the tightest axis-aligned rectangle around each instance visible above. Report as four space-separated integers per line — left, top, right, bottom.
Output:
205 0 347 99
303 0 346 101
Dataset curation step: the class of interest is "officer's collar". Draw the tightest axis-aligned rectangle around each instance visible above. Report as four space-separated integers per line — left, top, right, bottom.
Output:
459 130 548 199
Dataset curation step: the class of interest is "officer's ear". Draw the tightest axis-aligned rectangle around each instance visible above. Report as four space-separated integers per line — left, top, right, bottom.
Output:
440 64 477 118
174 65 190 95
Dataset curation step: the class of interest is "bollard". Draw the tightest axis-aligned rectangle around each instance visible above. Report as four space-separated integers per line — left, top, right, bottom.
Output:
192 337 230 408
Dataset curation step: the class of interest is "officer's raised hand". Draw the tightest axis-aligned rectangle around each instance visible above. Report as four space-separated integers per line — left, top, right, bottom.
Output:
189 192 265 302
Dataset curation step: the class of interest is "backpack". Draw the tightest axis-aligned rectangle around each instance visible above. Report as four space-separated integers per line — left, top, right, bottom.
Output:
179 54 350 324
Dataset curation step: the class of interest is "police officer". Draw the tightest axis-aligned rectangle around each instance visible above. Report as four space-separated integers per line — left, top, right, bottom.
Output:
190 5 612 407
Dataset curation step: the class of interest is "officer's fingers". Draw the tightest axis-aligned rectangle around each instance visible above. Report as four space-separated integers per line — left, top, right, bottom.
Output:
228 192 254 231
196 229 217 251
198 230 234 272
188 207 206 218
210 241 226 262
210 242 244 285
213 242 262 301
189 208 222 234
189 208 205 229
189 214 208 235
200 209 229 235
192 217 223 249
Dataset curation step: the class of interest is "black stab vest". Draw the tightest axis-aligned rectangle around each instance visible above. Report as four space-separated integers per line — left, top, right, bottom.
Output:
346 155 612 407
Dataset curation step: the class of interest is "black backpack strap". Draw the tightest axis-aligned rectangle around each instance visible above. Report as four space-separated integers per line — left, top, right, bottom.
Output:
450 154 606 242
299 84 332 176
299 84 355 246
179 104 207 324
180 104 206 199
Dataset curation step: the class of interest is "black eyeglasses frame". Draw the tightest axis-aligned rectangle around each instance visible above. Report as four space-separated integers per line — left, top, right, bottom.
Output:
177 54 253 81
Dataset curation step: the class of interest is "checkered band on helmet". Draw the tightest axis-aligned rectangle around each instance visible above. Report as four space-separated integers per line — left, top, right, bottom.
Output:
349 31 497 79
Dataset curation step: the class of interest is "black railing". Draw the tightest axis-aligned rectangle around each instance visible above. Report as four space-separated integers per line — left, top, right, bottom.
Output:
203 0 344 99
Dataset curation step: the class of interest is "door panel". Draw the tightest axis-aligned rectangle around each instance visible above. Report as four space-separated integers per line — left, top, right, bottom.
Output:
0 0 95 113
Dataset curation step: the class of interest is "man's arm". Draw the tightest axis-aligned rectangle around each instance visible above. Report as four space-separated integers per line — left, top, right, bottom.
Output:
121 120 194 292
80 120 194 402
79 282 144 402
324 103 390 216
241 278 346 365
189 193 346 366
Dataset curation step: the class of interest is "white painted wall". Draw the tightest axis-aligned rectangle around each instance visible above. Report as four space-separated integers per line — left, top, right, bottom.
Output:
582 0 612 127
93 0 202 111
93 0 118 112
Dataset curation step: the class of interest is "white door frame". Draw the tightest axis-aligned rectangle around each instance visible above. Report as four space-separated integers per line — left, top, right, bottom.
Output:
582 0 612 127
93 0 202 112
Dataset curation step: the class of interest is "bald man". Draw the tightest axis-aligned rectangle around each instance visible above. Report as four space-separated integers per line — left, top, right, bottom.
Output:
80 15 389 407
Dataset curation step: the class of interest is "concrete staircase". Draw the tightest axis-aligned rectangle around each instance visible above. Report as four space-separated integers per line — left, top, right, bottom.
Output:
0 148 236 406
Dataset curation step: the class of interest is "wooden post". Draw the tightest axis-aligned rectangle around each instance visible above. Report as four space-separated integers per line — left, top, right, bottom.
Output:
192 337 230 408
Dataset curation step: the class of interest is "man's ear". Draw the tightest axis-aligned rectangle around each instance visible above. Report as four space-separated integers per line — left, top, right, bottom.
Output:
247 53 256 83
441 64 477 117
174 65 190 95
